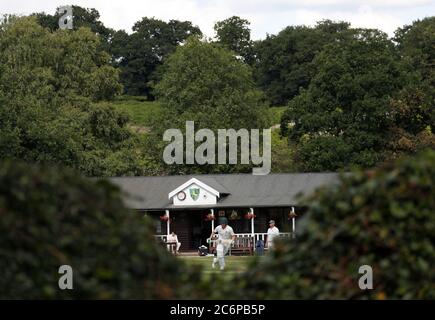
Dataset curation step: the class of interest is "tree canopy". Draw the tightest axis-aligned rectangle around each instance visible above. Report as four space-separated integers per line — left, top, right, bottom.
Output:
386 17 435 160
0 17 145 176
214 16 254 64
35 8 203 99
254 20 351 106
113 17 202 97
155 37 267 130
394 17 434 88
34 5 115 54
280 28 409 171
152 37 268 174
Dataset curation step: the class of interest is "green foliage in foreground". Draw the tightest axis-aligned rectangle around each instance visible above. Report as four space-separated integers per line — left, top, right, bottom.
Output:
0 151 434 299
215 150 435 299
0 161 203 299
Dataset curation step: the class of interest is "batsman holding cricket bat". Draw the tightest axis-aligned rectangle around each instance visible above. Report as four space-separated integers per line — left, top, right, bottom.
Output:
209 217 236 270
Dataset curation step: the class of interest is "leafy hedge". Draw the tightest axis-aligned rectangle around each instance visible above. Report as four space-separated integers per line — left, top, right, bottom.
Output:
0 161 202 299
219 150 435 299
2 151 434 299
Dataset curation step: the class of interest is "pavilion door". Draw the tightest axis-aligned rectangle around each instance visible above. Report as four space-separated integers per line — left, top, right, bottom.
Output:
172 212 191 251
171 211 209 251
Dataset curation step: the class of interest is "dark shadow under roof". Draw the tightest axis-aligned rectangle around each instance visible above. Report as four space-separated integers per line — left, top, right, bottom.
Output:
108 173 340 211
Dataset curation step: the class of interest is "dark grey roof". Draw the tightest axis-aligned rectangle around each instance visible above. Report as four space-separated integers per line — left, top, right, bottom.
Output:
108 173 340 211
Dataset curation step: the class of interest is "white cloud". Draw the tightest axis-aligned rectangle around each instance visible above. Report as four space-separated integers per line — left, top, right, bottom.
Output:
0 0 433 38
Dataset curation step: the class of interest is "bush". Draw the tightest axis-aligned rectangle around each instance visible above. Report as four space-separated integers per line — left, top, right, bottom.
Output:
0 161 202 299
220 150 435 299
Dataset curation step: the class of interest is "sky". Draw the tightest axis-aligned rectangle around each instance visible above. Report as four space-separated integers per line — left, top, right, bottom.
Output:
1 0 434 38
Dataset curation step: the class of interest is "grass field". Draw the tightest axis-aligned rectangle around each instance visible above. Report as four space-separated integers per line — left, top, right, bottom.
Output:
179 255 256 279
110 96 164 128
109 96 286 129
268 106 286 127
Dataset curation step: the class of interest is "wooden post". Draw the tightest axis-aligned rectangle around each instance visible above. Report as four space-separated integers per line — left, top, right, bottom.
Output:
250 207 255 236
211 209 215 232
291 206 296 239
166 209 170 236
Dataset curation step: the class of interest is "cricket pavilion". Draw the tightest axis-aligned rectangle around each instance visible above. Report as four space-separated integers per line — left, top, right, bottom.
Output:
109 173 339 253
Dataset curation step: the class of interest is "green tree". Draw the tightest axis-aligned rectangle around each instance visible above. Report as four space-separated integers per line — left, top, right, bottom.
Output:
386 86 435 160
214 16 254 64
153 37 268 174
254 20 350 106
281 28 406 171
0 16 122 102
156 37 264 129
216 150 435 299
34 6 115 54
394 17 434 88
155 37 267 130
0 160 204 299
115 17 202 97
0 17 144 176
386 17 435 160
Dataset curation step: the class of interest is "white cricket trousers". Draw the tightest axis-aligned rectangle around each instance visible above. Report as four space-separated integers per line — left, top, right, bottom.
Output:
216 243 230 268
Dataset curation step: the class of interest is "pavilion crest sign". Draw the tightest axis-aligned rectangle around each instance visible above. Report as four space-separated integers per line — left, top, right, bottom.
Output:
169 178 220 206
189 187 200 201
